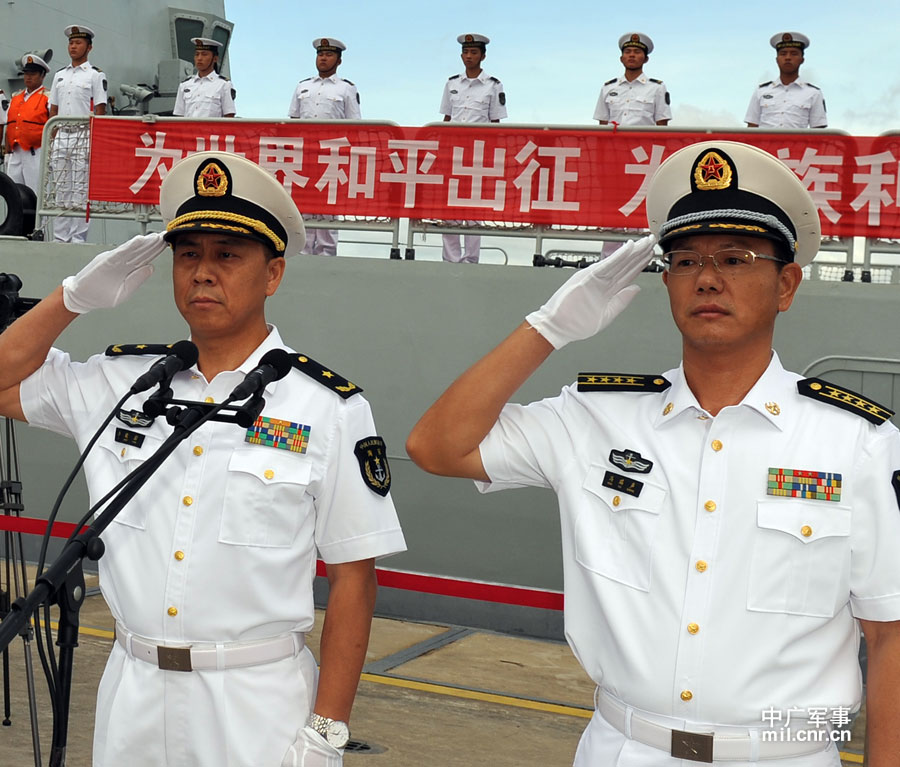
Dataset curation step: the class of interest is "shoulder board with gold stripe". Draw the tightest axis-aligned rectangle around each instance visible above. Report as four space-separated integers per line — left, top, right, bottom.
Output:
105 343 176 357
290 353 362 399
577 373 671 392
649 77 663 84
797 378 894 425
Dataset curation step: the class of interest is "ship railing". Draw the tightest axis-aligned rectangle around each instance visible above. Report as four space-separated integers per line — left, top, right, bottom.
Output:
35 116 402 252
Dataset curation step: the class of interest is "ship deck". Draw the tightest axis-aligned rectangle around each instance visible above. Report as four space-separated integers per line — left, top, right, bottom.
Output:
0 572 866 766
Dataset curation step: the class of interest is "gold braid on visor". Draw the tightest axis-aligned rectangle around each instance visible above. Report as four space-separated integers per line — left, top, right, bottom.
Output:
166 210 286 253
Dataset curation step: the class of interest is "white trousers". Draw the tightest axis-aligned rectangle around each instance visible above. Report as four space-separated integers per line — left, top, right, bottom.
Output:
5 145 42 195
50 128 90 243
93 639 318 766
442 233 481 263
573 710 842 767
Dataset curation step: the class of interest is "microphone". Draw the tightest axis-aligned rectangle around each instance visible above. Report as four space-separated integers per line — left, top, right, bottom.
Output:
129 340 199 395
228 349 293 401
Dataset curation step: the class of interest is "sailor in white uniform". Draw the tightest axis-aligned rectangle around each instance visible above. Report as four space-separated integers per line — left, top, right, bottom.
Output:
439 33 507 264
288 37 360 257
173 37 236 118
745 32 827 129
593 32 671 126
48 24 107 243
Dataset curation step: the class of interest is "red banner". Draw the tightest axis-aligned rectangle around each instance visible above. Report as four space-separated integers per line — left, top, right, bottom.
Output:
87 118 900 237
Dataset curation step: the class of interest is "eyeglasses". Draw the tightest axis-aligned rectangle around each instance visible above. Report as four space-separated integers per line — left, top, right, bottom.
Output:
662 249 786 276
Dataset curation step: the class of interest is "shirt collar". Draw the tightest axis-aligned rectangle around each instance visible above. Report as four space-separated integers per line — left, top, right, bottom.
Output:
315 74 338 83
654 351 791 431
188 325 292 394
462 70 489 83
67 61 91 71
618 73 647 85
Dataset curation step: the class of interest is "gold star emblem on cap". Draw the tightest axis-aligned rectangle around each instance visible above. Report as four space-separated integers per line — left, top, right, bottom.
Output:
197 162 228 197
694 151 733 191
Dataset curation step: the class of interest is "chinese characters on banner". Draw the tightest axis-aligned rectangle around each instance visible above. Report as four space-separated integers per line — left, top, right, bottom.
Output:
87 118 900 237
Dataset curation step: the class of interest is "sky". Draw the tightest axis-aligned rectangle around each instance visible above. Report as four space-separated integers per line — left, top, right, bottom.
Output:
224 0 900 135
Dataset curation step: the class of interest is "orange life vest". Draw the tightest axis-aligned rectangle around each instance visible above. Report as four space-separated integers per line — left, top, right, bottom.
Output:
5 87 49 152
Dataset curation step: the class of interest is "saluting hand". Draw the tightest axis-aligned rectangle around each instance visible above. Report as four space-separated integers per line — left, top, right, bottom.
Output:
61 231 168 314
281 726 343 767
525 235 657 349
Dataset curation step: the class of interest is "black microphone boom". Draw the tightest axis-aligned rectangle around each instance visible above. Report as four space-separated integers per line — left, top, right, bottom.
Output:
229 349 293 401
129 340 199 395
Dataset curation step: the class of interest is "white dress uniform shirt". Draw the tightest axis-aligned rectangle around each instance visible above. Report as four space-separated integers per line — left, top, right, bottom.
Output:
21 326 406 767
744 79 827 128
173 71 236 117
288 75 360 120
593 73 671 125
440 71 507 123
48 61 107 116
478 353 900 764
0 89 7 128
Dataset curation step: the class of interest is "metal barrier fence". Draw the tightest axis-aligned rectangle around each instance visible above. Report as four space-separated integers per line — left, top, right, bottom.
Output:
25 118 900 280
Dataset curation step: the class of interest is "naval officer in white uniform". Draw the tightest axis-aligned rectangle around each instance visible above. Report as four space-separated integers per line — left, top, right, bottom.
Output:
289 37 360 258
745 32 827 129
0 151 406 766
173 37 236 118
408 140 900 765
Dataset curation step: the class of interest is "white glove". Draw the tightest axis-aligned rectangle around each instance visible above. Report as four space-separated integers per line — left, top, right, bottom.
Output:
61 232 167 314
525 235 657 350
281 726 343 767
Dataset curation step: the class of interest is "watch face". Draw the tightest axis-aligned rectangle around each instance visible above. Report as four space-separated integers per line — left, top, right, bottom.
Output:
325 720 350 749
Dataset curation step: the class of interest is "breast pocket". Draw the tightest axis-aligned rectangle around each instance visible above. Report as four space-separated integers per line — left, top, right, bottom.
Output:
747 501 851 618
97 430 165 530
218 448 313 548
574 465 667 591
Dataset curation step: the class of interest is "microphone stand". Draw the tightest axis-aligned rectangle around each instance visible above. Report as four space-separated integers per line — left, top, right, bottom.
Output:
0 389 263 766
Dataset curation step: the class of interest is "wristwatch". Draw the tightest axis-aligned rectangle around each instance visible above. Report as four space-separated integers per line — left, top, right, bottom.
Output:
307 712 350 749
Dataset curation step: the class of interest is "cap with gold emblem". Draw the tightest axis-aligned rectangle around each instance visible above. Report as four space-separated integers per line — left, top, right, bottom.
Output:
160 151 306 257
21 54 50 74
457 33 490 50
645 140 821 267
190 37 223 52
770 32 810 51
64 25 95 41
618 32 653 54
313 38 347 53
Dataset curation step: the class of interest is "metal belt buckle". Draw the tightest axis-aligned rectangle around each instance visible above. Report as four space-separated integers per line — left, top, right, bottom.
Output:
156 646 193 672
671 729 714 763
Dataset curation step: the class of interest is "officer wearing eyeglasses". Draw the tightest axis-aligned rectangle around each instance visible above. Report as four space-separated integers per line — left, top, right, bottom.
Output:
407 140 900 766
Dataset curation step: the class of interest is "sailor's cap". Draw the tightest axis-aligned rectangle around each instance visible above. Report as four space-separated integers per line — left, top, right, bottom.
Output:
21 54 50 74
160 152 306 257
64 25 95 41
458 34 490 48
619 32 653 54
313 38 346 53
770 32 809 51
190 37 222 52
646 141 821 267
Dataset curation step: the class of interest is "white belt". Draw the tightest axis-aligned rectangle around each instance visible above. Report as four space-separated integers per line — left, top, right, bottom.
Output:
597 690 831 762
115 623 304 672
